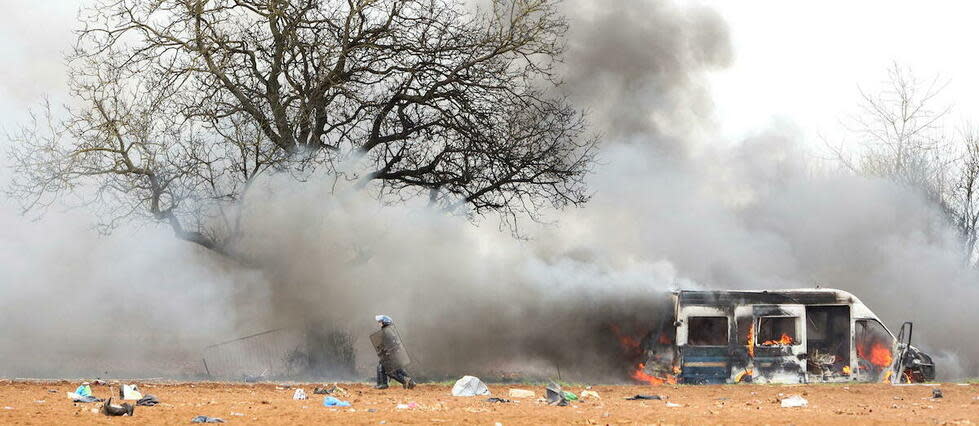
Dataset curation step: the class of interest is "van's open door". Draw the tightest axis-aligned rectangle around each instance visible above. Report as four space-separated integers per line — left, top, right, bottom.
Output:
890 322 913 384
676 306 731 384
751 304 807 384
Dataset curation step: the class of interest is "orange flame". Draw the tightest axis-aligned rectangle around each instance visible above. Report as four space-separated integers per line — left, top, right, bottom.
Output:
734 369 753 383
881 370 894 383
869 343 893 367
610 325 677 385
746 326 755 357
632 363 677 385
610 324 641 350
760 333 794 346
857 342 893 368
842 366 851 375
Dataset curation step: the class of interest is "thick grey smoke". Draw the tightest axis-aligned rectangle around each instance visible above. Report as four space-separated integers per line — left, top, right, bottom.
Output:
561 0 732 145
2 0 978 381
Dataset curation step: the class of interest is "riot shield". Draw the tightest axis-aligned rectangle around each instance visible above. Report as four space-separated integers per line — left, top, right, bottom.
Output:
370 325 411 371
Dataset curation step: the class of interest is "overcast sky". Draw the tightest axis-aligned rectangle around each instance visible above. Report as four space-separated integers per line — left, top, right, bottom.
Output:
703 0 979 145
1 0 978 150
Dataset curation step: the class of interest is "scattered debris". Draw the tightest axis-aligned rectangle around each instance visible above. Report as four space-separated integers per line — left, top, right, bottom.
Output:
665 402 682 408
293 388 308 400
74 382 93 397
485 398 512 403
933 388 944 399
563 391 579 401
323 396 352 407
191 415 225 423
780 395 808 408
545 382 568 406
451 376 490 397
580 390 600 400
101 398 135 416
136 395 160 407
508 389 535 399
396 403 410 409
625 395 665 400
120 384 143 400
314 383 348 396
67 392 103 403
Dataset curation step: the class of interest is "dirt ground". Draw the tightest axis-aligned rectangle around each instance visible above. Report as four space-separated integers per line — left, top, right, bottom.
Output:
0 380 976 425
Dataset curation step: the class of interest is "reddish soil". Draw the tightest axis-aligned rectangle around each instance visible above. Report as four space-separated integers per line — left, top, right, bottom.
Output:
0 380 976 425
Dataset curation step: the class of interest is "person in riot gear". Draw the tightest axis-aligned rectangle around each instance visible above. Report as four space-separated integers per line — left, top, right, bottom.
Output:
373 315 416 390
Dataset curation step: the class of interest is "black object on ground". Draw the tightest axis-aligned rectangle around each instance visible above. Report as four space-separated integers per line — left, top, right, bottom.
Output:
625 395 665 400
101 398 135 416
545 382 568 406
485 397 512 403
136 395 160 406
191 415 226 423
933 388 943 399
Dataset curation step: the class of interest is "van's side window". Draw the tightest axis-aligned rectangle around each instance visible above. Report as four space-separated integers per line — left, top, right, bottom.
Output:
757 316 799 346
688 316 728 346
855 319 895 370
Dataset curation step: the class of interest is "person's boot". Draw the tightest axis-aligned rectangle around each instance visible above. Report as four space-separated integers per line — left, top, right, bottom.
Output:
403 377 416 390
375 364 389 389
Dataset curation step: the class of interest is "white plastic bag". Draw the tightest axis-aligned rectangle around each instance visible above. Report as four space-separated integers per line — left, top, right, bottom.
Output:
451 376 490 396
293 388 307 400
780 395 808 408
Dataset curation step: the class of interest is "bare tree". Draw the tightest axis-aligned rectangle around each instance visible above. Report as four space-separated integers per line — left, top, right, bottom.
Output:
836 64 951 188
832 63 979 265
8 0 597 256
953 128 979 264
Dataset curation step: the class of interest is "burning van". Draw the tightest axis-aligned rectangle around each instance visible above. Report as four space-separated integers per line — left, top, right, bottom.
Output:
636 289 936 384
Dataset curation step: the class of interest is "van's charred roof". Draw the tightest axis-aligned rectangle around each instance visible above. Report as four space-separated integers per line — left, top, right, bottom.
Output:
678 288 859 306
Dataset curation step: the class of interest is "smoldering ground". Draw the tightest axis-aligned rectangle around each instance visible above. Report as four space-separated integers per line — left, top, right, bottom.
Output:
2 0 979 381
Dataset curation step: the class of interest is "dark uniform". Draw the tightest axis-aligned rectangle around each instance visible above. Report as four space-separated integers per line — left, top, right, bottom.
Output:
373 315 416 389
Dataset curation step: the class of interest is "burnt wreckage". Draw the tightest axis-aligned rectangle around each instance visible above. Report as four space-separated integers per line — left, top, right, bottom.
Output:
638 289 936 384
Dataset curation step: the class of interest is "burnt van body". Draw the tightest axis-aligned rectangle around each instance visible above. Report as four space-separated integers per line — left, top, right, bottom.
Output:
640 289 936 384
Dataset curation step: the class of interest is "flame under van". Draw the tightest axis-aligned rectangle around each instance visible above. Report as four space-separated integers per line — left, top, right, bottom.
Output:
639 288 936 384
